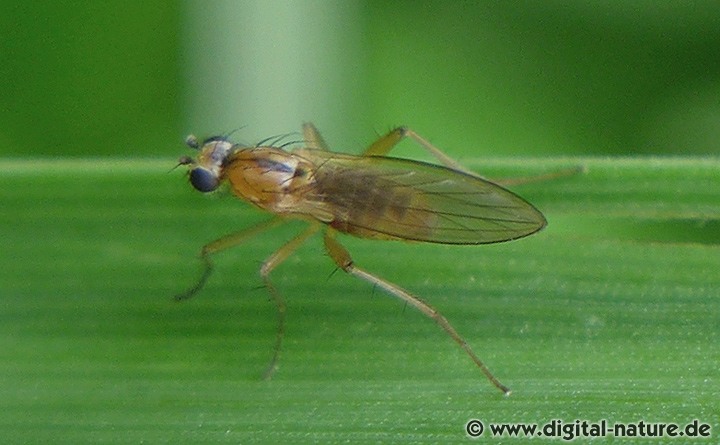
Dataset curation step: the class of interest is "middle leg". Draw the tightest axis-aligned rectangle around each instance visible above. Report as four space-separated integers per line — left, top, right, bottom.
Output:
259 222 322 379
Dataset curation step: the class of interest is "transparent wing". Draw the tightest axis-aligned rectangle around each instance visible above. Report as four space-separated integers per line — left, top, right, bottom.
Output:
297 150 546 244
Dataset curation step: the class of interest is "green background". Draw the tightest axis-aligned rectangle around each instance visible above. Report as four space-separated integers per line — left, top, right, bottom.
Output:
3 1 720 157
1 1 719 443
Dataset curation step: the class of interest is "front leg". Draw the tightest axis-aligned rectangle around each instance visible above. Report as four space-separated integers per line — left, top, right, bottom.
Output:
175 217 285 301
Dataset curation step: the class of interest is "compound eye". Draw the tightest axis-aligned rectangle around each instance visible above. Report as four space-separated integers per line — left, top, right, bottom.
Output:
189 168 219 192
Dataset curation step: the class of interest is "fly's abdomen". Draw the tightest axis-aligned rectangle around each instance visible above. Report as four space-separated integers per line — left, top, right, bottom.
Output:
302 151 545 245
315 169 437 240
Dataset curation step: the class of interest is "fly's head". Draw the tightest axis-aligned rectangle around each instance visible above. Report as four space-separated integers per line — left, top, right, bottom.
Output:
178 135 236 193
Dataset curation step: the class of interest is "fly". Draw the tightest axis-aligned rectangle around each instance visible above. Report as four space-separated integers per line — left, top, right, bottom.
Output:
175 123 547 395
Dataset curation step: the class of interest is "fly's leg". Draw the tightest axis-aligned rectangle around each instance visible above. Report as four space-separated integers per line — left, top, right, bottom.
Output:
323 228 511 395
175 217 285 301
483 165 586 186
302 122 331 151
362 127 474 174
176 217 318 379
259 223 321 379
362 126 583 185
302 123 474 173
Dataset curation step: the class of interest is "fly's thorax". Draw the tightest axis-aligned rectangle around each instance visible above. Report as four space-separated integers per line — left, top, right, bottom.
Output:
224 147 316 212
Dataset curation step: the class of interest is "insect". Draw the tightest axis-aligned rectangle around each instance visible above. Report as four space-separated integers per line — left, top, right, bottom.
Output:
176 123 546 394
